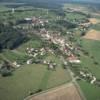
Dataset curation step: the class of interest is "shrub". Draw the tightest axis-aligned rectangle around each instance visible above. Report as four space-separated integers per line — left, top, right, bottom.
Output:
0 68 12 77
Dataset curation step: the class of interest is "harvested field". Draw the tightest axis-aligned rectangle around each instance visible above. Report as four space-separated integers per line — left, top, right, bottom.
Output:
89 18 100 24
28 83 82 100
83 29 100 40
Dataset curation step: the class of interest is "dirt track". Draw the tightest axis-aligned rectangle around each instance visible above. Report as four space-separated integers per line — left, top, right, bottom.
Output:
28 83 82 100
83 29 100 41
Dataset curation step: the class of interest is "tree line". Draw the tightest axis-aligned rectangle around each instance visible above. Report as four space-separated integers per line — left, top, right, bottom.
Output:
0 22 27 51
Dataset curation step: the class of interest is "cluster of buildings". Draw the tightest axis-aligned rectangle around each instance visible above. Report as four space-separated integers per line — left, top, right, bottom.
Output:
26 47 46 57
24 17 49 27
80 71 96 84
43 60 57 70
25 47 57 70
40 28 81 64
11 46 55 68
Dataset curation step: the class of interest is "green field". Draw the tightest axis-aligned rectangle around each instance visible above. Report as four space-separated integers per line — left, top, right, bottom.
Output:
0 6 57 22
80 39 100 78
92 23 100 31
0 40 71 100
65 12 86 20
78 80 100 100
0 61 71 100
78 39 100 100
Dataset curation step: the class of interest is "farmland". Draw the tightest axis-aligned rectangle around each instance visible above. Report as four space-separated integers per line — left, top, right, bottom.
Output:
83 29 100 40
0 61 71 100
78 80 100 100
27 83 82 100
80 39 100 79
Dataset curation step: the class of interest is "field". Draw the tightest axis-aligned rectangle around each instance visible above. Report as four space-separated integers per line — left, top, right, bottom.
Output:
77 39 100 100
28 83 82 100
78 80 100 100
92 23 100 31
0 34 71 100
65 12 86 21
0 62 71 100
80 39 100 78
89 18 100 24
83 29 100 41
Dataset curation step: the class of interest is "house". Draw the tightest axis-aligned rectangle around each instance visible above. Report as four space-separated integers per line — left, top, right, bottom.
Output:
91 76 96 84
33 53 38 57
49 64 54 69
67 56 81 64
80 71 86 77
30 48 35 52
27 59 33 64
63 61 68 66
24 18 32 23
43 60 47 64
13 61 21 68
13 61 17 66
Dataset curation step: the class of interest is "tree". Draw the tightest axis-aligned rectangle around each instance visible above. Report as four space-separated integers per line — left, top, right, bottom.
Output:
0 22 27 50
0 61 13 77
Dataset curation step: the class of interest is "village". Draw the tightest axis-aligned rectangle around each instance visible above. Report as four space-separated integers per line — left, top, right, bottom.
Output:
0 3 100 100
8 15 98 87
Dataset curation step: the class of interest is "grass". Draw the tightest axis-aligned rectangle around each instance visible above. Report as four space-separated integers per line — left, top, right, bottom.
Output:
92 23 100 31
0 5 11 12
0 53 71 100
0 50 28 64
65 12 86 20
0 5 57 22
78 80 100 100
80 39 100 79
17 38 43 53
0 64 46 100
77 39 100 100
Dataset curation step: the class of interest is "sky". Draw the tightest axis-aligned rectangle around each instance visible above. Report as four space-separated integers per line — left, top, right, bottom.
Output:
73 0 100 2
0 0 100 3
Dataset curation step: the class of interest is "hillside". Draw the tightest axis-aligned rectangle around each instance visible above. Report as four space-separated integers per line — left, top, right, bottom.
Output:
0 22 27 50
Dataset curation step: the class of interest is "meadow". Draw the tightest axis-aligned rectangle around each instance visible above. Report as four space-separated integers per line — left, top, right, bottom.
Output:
0 56 71 100
77 39 100 100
